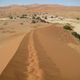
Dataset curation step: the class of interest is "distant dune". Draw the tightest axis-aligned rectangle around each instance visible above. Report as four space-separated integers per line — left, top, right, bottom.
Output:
0 4 80 18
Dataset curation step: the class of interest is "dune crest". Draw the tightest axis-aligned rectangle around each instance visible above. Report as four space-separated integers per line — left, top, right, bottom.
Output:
27 31 43 80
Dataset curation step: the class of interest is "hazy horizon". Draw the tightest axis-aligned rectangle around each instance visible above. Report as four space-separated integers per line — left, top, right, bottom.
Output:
0 0 80 7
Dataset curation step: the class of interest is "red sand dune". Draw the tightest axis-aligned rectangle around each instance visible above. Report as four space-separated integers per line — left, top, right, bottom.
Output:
0 33 25 75
0 4 80 18
0 25 80 80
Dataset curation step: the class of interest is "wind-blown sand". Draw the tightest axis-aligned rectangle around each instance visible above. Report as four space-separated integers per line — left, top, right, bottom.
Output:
0 25 80 80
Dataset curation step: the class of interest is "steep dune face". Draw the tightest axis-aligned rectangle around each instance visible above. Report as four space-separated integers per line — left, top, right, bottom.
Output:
0 33 29 80
0 25 80 80
0 33 25 75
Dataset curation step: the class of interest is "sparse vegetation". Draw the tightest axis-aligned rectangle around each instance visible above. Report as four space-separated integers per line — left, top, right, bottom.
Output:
31 14 47 23
32 16 36 19
42 16 44 18
40 19 47 23
36 16 41 20
51 16 54 18
9 16 13 19
17 16 19 17
20 14 27 18
34 14 37 17
76 17 80 20
63 24 73 31
20 22 24 25
32 20 36 23
72 32 80 40
45 16 47 19
31 15 47 23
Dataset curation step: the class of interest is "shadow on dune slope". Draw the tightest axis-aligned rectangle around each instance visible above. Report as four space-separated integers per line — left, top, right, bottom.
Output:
33 31 62 80
0 34 29 80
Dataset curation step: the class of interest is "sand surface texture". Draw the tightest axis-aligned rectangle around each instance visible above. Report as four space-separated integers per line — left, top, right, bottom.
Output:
0 25 80 80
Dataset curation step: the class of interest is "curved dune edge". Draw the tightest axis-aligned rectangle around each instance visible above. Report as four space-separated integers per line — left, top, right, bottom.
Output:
0 25 80 80
0 33 26 75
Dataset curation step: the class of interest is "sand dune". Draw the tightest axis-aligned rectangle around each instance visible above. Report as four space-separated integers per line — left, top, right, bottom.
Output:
0 25 80 80
0 4 80 18
0 33 25 75
33 26 80 80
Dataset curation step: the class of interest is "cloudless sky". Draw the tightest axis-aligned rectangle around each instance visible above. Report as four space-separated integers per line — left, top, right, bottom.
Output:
0 0 80 6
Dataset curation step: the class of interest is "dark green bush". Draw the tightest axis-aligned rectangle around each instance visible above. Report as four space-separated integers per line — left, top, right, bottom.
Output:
40 19 46 23
76 18 80 20
36 17 41 20
32 16 36 19
45 16 47 19
20 14 27 18
64 24 73 31
32 20 36 23
20 23 24 25
72 32 80 40
9 16 13 19
34 14 37 17
51 16 54 18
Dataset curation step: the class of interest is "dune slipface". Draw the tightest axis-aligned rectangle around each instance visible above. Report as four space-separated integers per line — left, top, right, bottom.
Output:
0 33 29 80
0 25 80 80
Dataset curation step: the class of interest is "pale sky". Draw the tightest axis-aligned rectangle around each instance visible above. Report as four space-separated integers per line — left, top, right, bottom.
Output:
0 0 80 6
